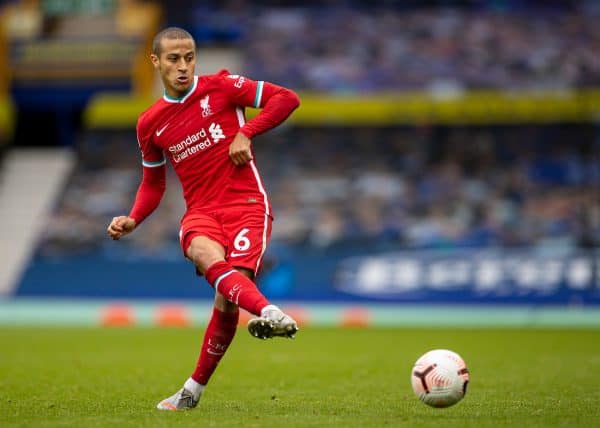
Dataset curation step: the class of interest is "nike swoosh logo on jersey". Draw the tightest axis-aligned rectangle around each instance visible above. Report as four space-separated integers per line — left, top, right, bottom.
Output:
229 252 250 257
155 123 170 137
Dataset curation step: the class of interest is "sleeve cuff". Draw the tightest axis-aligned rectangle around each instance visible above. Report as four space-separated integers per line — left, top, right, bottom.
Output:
239 126 254 139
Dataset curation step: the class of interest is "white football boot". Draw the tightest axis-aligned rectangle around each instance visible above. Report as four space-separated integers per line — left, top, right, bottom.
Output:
247 305 299 339
156 387 199 411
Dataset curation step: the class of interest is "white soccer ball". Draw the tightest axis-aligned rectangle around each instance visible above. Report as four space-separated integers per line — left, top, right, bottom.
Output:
411 349 470 408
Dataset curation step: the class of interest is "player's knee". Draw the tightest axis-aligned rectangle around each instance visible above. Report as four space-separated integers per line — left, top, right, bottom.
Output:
187 236 225 273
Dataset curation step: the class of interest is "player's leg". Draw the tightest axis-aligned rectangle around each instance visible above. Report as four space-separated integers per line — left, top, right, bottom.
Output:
189 235 272 315
216 210 298 340
189 292 238 389
175 213 272 315
157 291 238 411
181 211 297 336
157 214 235 411
187 235 297 339
204 263 298 340
156 264 294 411
158 211 299 411
198 257 298 339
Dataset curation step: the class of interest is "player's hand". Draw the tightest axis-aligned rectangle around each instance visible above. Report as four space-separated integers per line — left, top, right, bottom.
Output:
107 216 137 240
229 132 253 166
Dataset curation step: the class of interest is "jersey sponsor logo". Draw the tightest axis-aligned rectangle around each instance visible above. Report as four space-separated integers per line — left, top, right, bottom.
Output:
200 95 212 117
209 123 225 142
227 74 245 88
155 123 169 137
168 123 226 163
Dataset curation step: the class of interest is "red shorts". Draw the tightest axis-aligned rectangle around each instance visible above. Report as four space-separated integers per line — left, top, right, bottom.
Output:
180 207 273 276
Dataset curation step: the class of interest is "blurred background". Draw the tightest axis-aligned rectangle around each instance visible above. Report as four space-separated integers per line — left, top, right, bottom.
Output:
0 0 598 326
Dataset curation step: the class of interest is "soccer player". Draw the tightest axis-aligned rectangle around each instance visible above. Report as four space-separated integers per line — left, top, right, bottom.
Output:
106 27 300 411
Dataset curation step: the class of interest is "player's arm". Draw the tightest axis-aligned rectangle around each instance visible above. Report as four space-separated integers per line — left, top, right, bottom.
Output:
237 80 300 139
224 73 300 165
107 124 166 240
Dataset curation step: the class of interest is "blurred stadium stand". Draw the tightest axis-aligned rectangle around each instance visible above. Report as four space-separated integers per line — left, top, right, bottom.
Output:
3 0 161 147
0 1 598 316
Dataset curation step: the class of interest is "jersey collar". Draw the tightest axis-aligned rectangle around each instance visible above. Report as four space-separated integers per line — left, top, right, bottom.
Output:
163 76 198 103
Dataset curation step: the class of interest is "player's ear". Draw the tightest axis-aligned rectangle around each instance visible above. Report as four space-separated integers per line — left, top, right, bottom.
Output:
150 53 160 69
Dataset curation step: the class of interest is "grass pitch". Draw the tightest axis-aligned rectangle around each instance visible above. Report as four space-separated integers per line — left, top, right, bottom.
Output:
0 326 598 427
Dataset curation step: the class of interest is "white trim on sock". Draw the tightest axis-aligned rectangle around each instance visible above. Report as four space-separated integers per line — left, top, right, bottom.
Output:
213 270 236 293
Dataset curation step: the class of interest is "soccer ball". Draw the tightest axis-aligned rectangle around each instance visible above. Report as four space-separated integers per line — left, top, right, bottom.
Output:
411 349 469 408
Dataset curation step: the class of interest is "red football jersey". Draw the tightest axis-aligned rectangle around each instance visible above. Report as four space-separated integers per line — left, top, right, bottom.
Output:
136 70 281 215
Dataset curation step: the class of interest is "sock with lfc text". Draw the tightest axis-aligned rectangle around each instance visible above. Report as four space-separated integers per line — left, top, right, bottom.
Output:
204 261 270 316
191 307 239 387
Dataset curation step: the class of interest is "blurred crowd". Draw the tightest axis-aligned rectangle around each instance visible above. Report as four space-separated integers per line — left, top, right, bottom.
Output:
243 7 600 92
179 1 600 92
37 125 600 259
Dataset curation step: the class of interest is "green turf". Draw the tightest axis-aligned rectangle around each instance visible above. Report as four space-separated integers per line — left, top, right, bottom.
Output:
0 327 598 427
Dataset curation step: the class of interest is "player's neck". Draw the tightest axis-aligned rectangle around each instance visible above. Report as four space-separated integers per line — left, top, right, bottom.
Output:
163 76 197 102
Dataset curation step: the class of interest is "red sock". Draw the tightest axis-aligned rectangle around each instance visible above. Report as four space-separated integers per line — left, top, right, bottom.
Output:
205 261 269 316
191 307 239 385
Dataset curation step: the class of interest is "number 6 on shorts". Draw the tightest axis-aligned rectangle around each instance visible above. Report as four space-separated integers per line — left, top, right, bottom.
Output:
234 228 251 251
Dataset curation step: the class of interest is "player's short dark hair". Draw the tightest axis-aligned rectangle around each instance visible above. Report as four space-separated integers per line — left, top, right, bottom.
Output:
152 27 194 55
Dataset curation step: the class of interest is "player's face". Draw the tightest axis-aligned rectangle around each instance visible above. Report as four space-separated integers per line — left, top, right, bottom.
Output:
151 38 196 99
